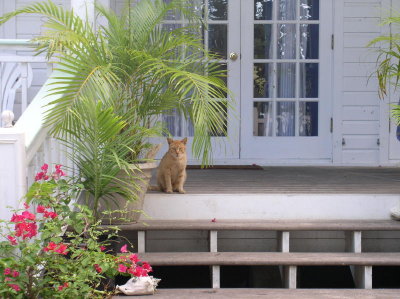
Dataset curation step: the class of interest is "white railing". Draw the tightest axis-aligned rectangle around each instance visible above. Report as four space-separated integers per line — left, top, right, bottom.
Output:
0 39 52 124
0 39 69 221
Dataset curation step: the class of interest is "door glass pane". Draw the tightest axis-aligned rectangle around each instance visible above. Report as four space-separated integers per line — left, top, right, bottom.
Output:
254 24 273 59
277 63 296 98
300 24 319 59
254 63 273 98
300 0 319 20
208 0 227 20
253 102 273 136
163 109 183 137
299 101 318 136
208 24 227 59
255 0 273 20
278 0 296 20
276 102 295 136
209 101 227 137
299 63 318 98
277 24 296 59
211 63 228 98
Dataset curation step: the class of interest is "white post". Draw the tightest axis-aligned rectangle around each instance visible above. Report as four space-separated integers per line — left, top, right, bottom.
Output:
71 0 95 24
209 230 220 289
0 128 27 221
20 62 28 114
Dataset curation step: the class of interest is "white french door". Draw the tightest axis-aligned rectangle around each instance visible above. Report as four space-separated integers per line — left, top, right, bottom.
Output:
240 0 333 161
163 0 333 163
160 0 240 161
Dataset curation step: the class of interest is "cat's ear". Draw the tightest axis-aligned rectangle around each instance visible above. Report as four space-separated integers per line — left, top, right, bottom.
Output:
181 137 188 145
167 138 173 145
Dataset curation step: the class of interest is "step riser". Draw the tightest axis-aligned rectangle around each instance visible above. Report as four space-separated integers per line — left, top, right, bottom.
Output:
143 194 400 220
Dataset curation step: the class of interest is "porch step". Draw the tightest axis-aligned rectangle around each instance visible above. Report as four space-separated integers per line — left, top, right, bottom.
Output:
115 289 400 299
137 252 400 266
119 219 400 231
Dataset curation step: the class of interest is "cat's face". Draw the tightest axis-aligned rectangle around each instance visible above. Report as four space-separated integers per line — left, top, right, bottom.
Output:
167 138 187 159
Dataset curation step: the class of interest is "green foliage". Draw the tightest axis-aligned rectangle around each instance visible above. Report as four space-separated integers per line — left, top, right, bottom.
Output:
368 14 400 100
0 0 231 165
0 165 151 298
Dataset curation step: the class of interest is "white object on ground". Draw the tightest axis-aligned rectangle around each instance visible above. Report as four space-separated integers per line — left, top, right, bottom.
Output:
116 276 161 295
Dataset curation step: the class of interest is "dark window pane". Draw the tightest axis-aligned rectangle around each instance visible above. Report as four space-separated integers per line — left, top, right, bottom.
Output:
299 101 318 136
253 102 273 136
299 63 318 98
300 24 319 59
255 0 273 20
208 0 227 20
208 24 227 59
254 24 273 59
300 0 319 20
254 63 273 98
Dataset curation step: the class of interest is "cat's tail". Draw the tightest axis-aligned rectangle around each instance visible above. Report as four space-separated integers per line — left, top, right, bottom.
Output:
148 185 161 191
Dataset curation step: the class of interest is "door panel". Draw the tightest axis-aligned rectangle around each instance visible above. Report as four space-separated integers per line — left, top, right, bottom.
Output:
240 0 332 161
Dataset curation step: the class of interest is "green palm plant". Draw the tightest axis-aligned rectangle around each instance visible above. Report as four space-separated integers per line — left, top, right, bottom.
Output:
368 14 400 121
0 0 231 219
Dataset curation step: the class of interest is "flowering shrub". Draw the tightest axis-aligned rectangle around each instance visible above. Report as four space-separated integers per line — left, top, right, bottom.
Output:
0 164 152 298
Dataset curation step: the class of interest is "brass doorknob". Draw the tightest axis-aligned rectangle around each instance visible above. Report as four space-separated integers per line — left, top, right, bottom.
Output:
229 52 239 61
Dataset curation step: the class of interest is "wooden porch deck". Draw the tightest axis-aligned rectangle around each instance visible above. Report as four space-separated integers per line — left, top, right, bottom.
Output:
167 167 400 194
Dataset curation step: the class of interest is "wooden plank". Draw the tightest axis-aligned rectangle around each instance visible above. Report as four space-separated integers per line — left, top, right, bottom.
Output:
137 252 400 266
114 288 400 299
146 168 400 195
117 220 400 232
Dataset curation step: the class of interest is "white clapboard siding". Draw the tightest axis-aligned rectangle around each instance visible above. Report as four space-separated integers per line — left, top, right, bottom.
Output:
341 0 382 165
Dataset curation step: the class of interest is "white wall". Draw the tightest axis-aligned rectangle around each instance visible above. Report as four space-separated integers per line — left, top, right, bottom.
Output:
335 0 383 165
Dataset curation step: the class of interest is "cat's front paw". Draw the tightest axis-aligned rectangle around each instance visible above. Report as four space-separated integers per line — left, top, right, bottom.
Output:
178 189 186 194
166 189 173 194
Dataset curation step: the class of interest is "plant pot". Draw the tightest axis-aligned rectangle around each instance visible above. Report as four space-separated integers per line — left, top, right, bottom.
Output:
99 162 157 224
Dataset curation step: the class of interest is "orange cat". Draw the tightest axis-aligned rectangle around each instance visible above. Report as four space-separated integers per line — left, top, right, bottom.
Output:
153 137 187 194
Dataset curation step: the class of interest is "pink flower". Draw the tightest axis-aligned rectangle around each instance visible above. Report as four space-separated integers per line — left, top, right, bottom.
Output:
44 211 58 219
94 264 102 273
100 246 106 251
211 218 216 222
129 254 140 264
117 264 128 273
58 282 69 291
44 242 68 255
7 235 17 245
21 211 35 221
41 164 49 171
4 268 11 275
142 262 152 273
15 221 37 239
120 244 128 253
11 270 19 278
44 241 57 252
23 203 30 209
55 243 68 255
4 277 12 282
8 284 20 292
37 205 46 213
132 266 148 277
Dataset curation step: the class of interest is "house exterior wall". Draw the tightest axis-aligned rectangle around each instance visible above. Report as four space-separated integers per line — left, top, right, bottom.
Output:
333 0 397 166
1 0 398 166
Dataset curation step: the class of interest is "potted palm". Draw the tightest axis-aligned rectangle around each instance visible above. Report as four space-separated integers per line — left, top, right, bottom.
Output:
368 14 400 219
0 0 230 222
